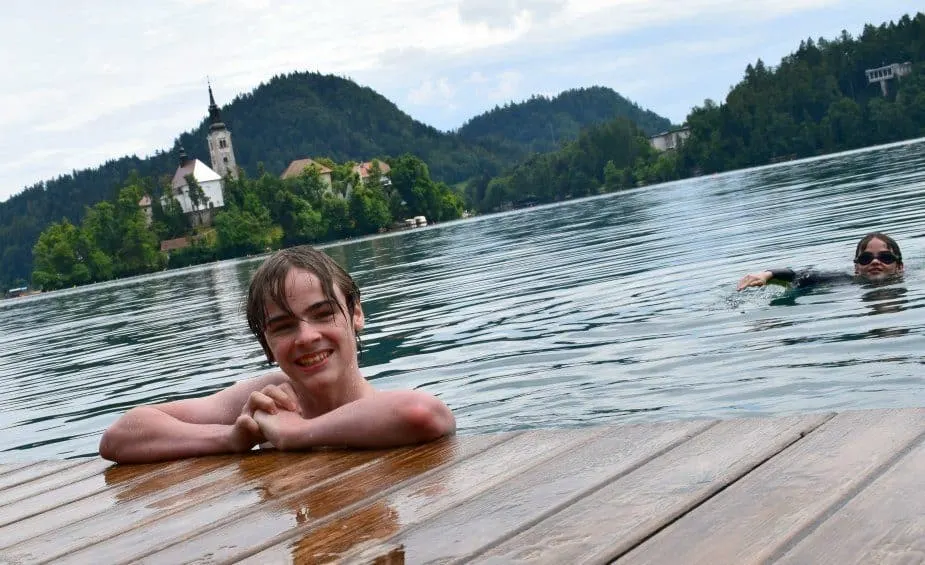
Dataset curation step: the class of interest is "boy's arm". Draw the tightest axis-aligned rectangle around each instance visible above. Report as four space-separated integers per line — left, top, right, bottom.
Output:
98 372 289 463
254 390 456 451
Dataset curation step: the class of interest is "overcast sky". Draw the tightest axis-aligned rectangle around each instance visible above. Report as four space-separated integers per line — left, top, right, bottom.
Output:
0 0 919 202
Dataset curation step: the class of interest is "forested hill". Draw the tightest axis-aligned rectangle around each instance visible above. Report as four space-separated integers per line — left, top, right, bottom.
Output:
677 12 925 174
0 72 669 289
176 71 502 185
457 86 673 154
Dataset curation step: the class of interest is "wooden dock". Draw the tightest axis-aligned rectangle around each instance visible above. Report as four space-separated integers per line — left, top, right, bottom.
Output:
0 407 923 564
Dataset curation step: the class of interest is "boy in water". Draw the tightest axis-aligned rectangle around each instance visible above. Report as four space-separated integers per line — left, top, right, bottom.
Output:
99 246 456 463
737 232 904 291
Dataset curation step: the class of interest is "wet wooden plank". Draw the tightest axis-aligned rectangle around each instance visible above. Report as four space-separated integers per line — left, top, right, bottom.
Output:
0 461 38 477
46 434 509 565
0 458 111 506
615 408 925 565
470 412 832 564
0 456 243 550
0 457 227 532
195 427 607 564
0 449 384 563
333 419 718 565
0 459 84 491
774 435 925 564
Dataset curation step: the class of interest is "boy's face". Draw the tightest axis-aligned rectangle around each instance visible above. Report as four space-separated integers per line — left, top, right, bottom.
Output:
262 268 364 386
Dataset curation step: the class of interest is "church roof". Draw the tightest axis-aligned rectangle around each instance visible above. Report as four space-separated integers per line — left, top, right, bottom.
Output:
281 158 333 179
208 83 226 132
171 158 222 190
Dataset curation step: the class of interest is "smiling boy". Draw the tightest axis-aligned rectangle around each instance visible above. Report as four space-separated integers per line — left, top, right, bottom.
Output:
99 246 455 463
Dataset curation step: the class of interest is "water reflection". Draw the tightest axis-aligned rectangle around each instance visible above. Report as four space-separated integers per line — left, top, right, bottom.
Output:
2 141 925 461
861 286 908 316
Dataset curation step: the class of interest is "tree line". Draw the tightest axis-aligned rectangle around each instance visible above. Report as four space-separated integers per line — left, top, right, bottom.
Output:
0 78 667 290
9 11 925 291
468 12 925 210
31 155 464 290
675 13 925 174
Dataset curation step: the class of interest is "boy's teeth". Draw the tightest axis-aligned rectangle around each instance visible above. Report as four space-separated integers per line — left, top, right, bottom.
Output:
297 351 328 365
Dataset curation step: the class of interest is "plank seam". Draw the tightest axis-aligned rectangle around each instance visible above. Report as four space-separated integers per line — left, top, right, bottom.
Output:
0 459 88 495
455 419 723 565
21 451 403 565
0 462 35 478
334 423 669 565
602 411 837 565
0 461 109 509
125 431 525 565
0 459 210 533
211 431 526 565
764 425 925 564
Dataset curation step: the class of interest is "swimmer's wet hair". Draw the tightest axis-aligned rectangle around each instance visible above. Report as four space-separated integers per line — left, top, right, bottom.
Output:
246 246 360 363
855 232 902 265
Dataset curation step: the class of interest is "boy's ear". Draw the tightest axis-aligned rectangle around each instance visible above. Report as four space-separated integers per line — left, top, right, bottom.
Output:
352 302 365 332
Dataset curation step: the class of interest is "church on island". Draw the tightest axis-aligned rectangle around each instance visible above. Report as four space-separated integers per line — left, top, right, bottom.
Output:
143 83 395 251
141 84 237 231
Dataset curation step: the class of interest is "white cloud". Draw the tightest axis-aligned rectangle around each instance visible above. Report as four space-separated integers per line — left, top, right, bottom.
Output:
458 0 566 28
408 78 457 108
488 71 524 101
0 0 919 201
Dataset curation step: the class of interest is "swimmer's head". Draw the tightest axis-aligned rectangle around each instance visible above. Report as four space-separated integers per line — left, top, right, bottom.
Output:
854 232 903 281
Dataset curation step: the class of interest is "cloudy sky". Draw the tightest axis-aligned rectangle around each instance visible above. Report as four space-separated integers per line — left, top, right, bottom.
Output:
0 0 919 202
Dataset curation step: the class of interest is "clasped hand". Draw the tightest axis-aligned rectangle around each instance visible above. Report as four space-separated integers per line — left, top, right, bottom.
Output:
229 383 303 452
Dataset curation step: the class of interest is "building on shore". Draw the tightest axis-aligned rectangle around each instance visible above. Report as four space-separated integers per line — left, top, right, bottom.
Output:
140 84 238 228
280 158 334 189
865 62 913 96
648 127 690 152
167 147 225 227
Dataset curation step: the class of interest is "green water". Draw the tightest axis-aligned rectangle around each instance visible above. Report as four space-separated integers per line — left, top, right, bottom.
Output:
2 140 924 461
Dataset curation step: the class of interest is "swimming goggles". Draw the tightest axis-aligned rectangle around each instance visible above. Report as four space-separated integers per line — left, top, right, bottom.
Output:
855 251 900 265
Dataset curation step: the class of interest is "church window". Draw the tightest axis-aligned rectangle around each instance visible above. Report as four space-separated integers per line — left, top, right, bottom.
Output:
219 139 227 148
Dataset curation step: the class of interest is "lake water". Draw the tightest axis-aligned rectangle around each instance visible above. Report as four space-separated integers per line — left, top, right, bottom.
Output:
2 140 925 462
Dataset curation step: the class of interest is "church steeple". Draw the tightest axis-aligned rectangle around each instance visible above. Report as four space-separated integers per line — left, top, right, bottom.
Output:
207 81 225 131
205 81 238 179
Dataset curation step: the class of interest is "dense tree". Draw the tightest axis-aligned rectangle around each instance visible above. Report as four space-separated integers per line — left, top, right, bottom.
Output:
0 74 668 289
477 117 661 210
456 86 673 159
674 12 925 175
31 219 95 290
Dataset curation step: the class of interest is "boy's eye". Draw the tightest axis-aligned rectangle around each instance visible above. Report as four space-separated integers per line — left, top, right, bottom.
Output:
266 319 296 334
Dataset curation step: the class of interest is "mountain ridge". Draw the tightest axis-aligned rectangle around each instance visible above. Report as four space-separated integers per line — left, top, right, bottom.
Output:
0 72 670 288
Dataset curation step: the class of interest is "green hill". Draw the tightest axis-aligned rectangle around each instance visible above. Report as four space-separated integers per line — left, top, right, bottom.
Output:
457 86 672 155
677 12 925 173
0 72 671 289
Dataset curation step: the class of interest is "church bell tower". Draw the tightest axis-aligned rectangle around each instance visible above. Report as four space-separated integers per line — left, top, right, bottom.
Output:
206 82 238 179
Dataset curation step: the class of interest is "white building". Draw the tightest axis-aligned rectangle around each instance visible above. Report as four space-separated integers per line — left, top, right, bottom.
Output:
166 148 225 226
865 62 913 96
145 85 238 228
648 127 691 152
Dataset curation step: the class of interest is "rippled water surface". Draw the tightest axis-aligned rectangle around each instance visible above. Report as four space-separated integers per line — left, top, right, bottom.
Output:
3 140 925 461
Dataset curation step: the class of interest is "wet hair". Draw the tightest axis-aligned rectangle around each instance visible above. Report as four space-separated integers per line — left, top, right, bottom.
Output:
854 232 903 266
246 245 361 363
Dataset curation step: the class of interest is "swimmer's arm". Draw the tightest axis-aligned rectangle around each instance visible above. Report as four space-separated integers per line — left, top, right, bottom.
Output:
98 372 288 463
737 269 796 291
253 390 456 451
